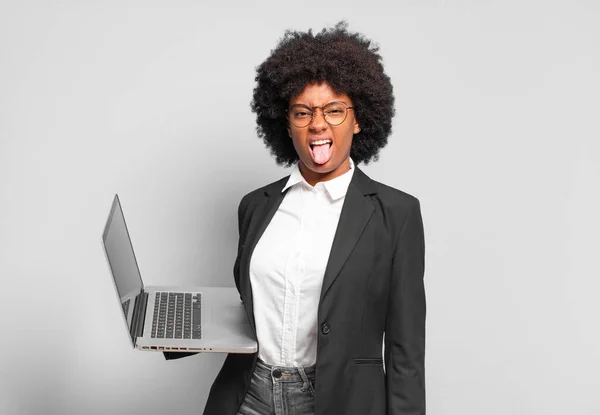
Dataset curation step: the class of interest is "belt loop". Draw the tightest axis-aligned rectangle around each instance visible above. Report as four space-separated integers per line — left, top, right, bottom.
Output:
298 365 310 392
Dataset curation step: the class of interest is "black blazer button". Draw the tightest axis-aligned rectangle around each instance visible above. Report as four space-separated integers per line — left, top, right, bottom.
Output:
321 322 330 335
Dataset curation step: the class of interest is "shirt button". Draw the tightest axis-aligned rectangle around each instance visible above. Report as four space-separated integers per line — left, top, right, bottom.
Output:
321 322 330 335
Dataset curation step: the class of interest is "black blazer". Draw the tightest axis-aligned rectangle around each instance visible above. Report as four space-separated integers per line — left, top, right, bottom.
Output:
167 166 426 415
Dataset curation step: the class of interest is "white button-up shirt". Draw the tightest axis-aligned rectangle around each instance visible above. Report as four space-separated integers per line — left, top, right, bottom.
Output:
249 158 355 367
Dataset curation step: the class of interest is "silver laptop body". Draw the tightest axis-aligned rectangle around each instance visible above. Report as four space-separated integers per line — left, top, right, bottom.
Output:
101 194 257 354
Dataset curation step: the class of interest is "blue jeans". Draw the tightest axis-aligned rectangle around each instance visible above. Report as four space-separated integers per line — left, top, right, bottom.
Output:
237 358 316 415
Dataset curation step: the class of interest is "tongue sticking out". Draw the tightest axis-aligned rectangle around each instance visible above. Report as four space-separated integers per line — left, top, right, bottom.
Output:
311 143 332 165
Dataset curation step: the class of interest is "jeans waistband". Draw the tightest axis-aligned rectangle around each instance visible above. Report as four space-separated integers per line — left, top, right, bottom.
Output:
255 358 316 383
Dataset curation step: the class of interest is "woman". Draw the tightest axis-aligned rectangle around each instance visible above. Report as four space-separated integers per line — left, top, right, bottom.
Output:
178 22 426 415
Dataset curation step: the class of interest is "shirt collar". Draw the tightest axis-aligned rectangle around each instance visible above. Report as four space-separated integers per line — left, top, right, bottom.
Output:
282 158 355 201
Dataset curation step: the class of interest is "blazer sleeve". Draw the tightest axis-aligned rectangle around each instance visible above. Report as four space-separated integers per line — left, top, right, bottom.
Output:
233 194 250 302
384 197 426 414
164 195 250 361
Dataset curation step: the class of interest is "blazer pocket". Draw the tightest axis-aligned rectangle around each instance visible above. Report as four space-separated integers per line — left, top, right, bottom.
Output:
353 357 383 365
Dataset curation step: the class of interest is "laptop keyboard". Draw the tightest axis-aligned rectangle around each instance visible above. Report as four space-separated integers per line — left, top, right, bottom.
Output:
151 292 201 339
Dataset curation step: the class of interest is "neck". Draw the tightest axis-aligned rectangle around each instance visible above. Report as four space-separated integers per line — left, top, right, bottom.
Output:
299 158 351 187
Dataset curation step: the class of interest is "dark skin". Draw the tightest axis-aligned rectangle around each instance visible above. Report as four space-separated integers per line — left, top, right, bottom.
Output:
287 82 360 186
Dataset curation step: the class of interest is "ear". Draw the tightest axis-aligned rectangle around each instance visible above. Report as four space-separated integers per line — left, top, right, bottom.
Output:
353 120 360 135
287 125 292 138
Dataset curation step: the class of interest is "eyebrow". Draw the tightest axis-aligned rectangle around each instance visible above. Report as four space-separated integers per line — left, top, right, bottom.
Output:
290 100 350 107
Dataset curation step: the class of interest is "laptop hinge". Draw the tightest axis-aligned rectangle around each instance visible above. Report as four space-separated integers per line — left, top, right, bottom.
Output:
130 290 148 344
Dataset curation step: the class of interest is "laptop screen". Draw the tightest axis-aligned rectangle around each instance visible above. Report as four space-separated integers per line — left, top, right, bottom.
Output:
102 195 143 329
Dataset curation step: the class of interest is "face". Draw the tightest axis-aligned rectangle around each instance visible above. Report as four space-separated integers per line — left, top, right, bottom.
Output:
287 82 360 186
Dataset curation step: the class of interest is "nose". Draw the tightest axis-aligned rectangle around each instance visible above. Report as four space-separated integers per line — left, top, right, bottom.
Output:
309 108 328 132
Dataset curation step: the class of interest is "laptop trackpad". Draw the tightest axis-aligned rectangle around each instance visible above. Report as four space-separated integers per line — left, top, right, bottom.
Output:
207 303 247 325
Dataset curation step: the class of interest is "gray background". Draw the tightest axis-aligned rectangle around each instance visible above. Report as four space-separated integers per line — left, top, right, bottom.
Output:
1 1 599 414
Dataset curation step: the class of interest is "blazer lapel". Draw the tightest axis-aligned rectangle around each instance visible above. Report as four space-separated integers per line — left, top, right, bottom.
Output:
238 166 378 332
238 180 287 334
319 167 377 302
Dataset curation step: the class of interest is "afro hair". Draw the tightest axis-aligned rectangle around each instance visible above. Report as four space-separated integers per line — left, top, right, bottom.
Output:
251 21 395 167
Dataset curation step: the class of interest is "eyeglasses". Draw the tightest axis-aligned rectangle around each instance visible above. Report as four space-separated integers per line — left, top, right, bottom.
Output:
287 101 355 128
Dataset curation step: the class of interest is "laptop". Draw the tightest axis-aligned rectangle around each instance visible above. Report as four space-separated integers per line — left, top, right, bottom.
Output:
101 194 257 354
